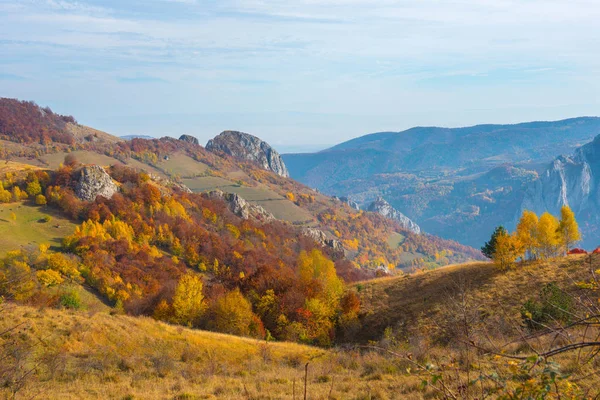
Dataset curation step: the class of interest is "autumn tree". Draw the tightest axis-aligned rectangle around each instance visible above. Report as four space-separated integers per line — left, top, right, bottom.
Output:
171 272 206 327
481 226 507 259
492 231 523 270
25 179 42 197
209 288 258 337
516 210 539 260
35 194 47 205
557 205 581 254
536 212 560 259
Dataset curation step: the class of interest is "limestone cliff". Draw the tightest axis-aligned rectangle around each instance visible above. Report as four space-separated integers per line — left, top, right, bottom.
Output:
367 197 421 234
206 131 289 177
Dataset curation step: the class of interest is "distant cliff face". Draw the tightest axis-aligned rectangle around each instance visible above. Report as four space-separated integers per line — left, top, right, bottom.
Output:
206 131 289 177
519 135 600 247
367 197 421 234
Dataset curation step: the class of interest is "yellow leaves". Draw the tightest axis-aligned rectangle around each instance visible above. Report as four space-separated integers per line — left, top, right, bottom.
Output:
172 272 206 327
226 224 241 240
202 207 218 224
36 269 64 287
558 205 581 252
233 251 243 260
492 231 523 270
285 192 296 202
343 238 359 251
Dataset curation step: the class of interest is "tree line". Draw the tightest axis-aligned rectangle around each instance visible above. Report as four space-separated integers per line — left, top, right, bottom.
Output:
482 205 581 268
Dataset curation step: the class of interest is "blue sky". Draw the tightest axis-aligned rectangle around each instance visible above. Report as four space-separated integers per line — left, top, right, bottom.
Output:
1 0 599 152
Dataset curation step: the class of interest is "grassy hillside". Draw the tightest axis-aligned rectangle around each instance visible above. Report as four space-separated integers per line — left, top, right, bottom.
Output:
0 202 76 255
355 255 594 342
0 304 431 400
3 256 600 399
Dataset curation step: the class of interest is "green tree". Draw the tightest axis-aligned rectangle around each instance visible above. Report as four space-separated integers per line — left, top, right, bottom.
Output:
557 205 581 254
481 226 507 259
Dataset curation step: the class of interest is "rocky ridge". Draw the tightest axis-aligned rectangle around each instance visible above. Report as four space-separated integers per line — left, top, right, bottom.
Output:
206 131 289 177
178 134 199 145
207 190 275 222
301 228 345 256
367 197 421 234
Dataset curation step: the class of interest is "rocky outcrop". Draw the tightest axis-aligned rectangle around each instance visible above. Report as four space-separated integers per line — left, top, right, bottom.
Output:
75 165 118 201
334 196 360 211
206 131 289 177
367 197 421 234
301 228 344 255
207 190 275 222
178 134 199 145
518 135 600 247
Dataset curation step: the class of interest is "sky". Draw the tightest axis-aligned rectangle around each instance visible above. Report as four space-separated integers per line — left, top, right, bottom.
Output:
1 0 599 153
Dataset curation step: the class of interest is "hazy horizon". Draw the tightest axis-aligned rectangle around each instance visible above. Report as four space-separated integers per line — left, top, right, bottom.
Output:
1 0 599 147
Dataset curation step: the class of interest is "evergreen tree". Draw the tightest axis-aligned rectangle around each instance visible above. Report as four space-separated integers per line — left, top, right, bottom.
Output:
481 226 507 259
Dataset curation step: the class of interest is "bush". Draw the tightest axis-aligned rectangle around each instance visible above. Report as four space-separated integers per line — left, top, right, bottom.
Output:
521 283 573 330
59 290 81 310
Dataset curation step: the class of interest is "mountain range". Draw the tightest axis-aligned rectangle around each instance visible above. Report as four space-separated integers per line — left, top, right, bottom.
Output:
283 117 600 248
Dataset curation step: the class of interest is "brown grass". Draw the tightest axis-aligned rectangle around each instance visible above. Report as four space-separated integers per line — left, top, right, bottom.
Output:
0 303 443 400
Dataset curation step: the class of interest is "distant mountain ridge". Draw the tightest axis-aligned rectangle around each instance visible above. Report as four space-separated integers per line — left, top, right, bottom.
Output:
283 117 600 247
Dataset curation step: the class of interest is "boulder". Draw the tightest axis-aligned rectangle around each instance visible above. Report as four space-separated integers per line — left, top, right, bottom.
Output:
301 228 344 255
207 190 274 222
75 165 118 201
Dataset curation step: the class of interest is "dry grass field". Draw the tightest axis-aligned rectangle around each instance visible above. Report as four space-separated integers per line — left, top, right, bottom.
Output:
2 257 600 399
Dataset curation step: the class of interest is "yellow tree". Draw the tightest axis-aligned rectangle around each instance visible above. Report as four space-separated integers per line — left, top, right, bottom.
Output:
298 249 343 308
557 205 581 254
172 272 206 327
516 210 539 260
536 212 560 259
210 288 256 336
493 231 523 270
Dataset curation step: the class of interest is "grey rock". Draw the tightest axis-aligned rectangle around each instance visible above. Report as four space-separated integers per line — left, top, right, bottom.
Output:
206 131 289 177
367 197 421 234
301 228 344 254
518 134 600 247
334 196 360 211
179 134 199 145
207 190 275 222
75 165 118 201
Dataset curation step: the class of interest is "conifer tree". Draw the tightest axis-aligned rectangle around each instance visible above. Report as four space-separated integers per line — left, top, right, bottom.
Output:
481 226 507 259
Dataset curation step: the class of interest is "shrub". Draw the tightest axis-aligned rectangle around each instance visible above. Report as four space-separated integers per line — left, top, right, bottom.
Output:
521 283 573 330
59 290 81 310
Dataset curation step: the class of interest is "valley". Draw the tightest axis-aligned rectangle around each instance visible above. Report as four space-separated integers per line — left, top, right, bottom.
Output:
0 98 599 399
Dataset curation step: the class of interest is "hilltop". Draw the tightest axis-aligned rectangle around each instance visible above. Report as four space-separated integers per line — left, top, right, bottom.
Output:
0 97 482 272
